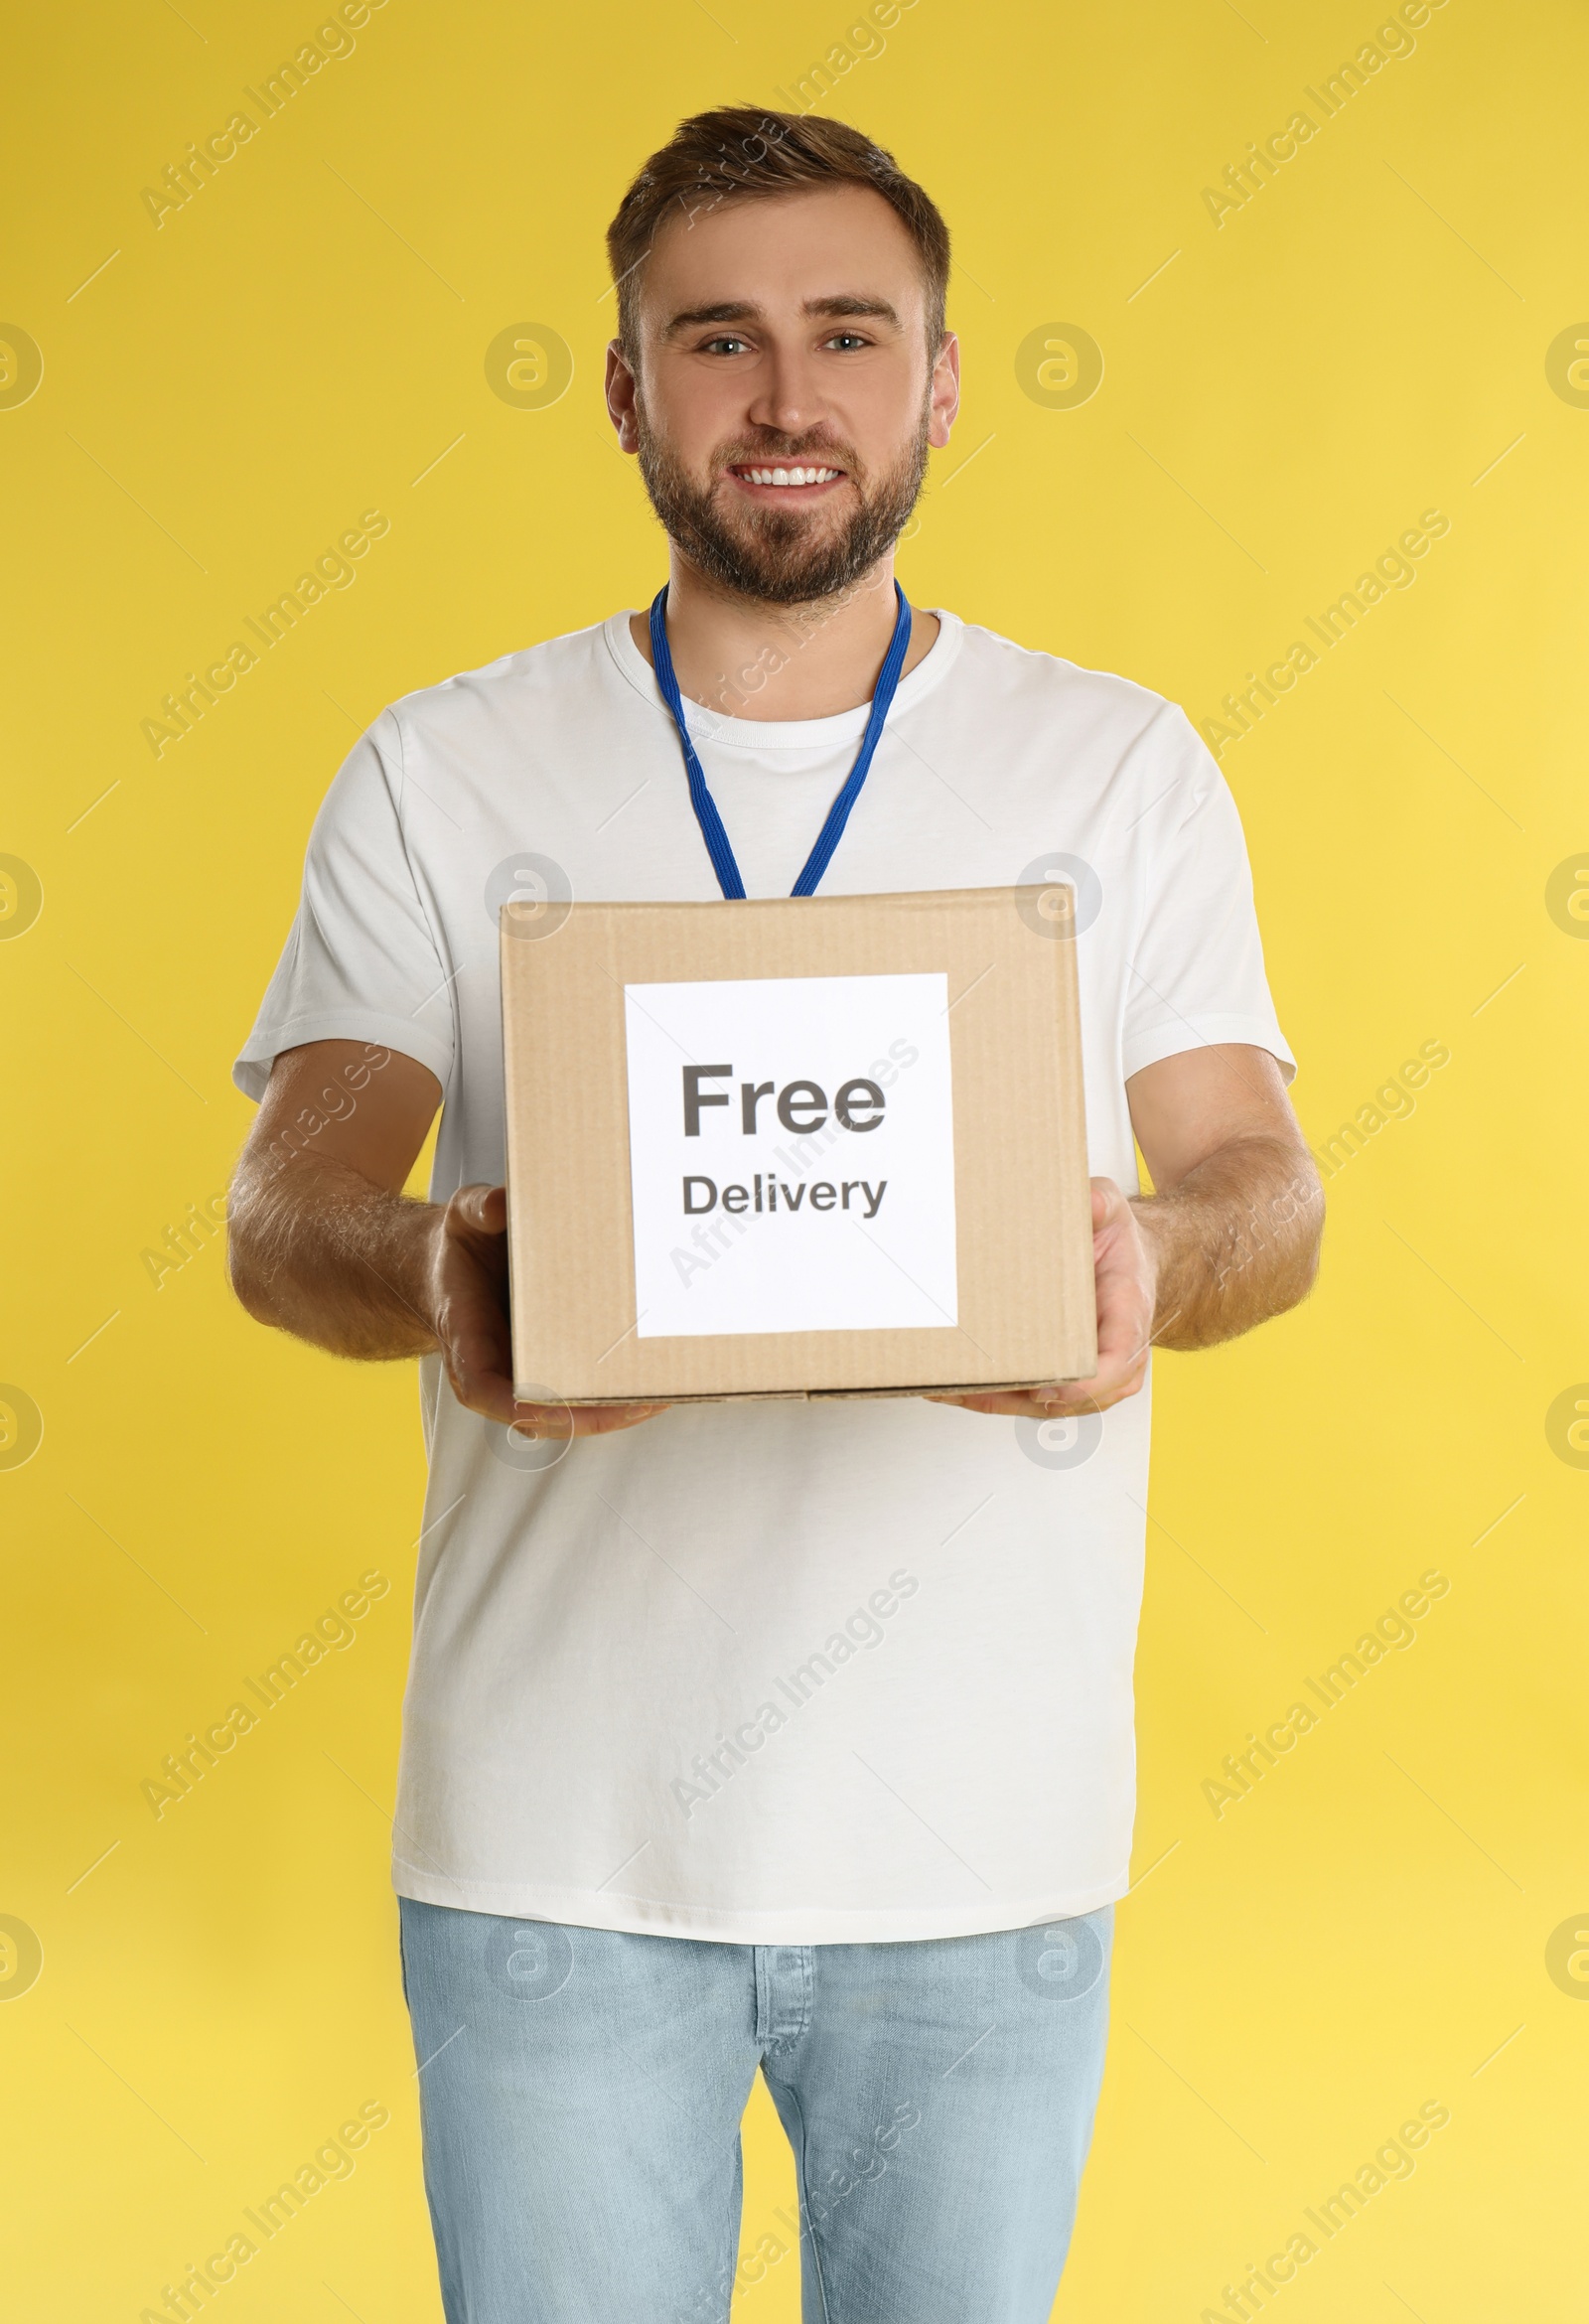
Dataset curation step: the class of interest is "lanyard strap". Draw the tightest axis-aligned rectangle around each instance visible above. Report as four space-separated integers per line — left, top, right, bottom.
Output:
648 581 913 900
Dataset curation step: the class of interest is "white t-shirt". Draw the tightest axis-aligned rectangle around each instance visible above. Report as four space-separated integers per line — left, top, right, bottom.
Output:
234 607 1295 1943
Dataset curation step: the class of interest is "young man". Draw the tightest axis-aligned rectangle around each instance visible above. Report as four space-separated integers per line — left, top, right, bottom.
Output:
229 107 1322 2324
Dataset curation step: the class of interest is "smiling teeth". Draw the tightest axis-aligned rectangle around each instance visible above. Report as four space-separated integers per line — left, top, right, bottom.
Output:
742 466 840 486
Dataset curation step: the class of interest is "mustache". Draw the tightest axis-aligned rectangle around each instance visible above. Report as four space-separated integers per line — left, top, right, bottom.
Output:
716 437 857 471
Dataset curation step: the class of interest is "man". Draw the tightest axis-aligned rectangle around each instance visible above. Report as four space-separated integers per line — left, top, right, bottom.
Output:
229 106 1322 2324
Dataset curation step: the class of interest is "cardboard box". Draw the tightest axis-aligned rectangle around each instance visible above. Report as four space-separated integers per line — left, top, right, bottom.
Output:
501 887 1095 1403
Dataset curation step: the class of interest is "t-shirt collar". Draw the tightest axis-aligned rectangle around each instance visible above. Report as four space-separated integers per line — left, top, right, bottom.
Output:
604 600 962 751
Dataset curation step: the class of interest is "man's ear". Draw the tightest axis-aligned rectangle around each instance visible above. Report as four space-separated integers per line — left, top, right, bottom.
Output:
929 330 960 450
605 339 641 453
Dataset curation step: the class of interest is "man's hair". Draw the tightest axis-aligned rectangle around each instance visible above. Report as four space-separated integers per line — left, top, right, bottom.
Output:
606 106 950 363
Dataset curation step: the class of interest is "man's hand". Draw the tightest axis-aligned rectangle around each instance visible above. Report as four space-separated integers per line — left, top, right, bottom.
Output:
927 1044 1324 1424
425 1184 666 1437
228 1043 666 1443
928 1178 1155 1420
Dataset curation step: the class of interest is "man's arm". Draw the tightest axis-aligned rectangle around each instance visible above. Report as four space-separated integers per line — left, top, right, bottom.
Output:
1124 1041 1323 1349
932 1042 1323 1420
226 1039 665 1437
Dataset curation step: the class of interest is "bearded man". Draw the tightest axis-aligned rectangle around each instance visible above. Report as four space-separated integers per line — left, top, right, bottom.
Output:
228 105 1321 2324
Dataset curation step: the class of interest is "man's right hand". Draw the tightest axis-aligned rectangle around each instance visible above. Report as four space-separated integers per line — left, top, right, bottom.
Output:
427 1182 667 1437
228 1041 667 1442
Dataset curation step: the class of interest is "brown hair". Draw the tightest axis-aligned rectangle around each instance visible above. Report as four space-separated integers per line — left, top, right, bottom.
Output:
606 106 950 363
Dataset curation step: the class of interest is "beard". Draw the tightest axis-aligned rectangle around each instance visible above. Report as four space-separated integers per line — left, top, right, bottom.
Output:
633 397 931 609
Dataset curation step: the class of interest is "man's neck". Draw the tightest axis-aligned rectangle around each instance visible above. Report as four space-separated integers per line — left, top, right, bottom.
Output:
628 548 939 722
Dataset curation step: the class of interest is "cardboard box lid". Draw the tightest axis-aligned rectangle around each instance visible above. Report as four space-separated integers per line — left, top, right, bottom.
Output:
502 887 1095 1402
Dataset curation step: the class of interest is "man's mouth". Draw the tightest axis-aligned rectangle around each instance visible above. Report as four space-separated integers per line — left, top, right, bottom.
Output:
727 462 846 497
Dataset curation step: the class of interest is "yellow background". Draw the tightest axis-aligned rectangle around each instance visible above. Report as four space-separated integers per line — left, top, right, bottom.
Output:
3 1 1585 2316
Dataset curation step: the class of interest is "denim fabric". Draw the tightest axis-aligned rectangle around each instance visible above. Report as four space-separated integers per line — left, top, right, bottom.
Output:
398 1897 1112 2324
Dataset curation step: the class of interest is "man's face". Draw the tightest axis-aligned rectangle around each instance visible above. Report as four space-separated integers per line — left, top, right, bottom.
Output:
608 183 958 606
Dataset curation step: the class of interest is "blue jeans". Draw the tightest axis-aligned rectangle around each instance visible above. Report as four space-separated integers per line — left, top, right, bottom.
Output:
398 1898 1112 2324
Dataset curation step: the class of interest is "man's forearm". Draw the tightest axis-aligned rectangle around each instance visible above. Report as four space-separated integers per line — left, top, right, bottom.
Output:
227 1151 441 1361
1131 1135 1323 1353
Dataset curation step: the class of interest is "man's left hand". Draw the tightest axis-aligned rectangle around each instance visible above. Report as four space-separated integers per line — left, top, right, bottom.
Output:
926 1177 1157 1421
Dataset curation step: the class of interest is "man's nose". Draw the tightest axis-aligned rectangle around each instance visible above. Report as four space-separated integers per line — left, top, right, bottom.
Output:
742 348 826 440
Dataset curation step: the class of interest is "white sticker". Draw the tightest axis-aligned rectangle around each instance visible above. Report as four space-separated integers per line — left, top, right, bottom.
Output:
623 972 958 1338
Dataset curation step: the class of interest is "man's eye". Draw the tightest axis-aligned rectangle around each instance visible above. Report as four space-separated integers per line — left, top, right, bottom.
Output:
701 336 751 357
826 333 870 351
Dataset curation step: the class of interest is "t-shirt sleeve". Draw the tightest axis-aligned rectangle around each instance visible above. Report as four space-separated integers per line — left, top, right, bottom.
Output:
1120 706 1296 1087
232 708 457 1103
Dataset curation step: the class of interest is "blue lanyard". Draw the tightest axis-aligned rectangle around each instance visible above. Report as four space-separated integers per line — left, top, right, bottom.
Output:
647 581 913 900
